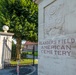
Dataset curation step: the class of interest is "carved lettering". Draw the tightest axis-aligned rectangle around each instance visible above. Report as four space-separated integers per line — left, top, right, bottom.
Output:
39 38 76 57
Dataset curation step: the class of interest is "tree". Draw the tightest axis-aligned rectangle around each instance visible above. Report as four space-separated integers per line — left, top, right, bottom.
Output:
0 0 38 60
11 41 16 60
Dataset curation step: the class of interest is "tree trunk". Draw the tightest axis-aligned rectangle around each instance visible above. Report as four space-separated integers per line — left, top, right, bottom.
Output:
16 37 21 60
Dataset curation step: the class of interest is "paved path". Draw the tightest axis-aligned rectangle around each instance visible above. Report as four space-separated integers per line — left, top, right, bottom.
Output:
0 65 38 75
31 64 38 75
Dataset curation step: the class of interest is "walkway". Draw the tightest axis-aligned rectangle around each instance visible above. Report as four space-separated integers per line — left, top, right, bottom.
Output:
0 64 38 75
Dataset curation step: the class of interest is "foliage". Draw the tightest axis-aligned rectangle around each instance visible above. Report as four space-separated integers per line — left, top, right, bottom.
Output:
21 52 27 59
11 41 16 60
21 51 38 59
0 0 38 59
0 0 38 41
27 51 38 56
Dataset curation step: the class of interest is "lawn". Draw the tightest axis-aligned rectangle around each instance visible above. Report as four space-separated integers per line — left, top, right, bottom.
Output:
10 59 38 65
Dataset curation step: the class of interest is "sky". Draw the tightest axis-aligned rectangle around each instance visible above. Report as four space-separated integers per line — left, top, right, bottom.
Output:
12 39 26 44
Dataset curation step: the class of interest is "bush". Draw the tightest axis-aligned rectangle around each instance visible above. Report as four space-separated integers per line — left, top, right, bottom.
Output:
34 51 38 56
26 51 38 56
21 52 27 59
21 51 38 59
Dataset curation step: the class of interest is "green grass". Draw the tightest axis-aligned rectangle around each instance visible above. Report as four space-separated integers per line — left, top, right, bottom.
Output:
10 59 38 65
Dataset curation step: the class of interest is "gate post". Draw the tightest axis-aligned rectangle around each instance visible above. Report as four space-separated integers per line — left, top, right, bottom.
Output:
0 25 14 69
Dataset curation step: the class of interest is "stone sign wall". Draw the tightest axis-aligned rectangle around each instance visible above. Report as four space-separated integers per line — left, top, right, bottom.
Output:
36 0 76 75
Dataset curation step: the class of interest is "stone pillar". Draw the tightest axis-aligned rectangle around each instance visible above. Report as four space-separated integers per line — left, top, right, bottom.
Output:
0 26 14 69
35 0 76 75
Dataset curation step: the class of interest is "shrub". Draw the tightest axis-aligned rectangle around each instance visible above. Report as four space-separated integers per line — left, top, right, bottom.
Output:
21 52 27 59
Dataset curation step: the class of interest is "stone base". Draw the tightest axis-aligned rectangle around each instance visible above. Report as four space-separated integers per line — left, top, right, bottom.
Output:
0 64 4 69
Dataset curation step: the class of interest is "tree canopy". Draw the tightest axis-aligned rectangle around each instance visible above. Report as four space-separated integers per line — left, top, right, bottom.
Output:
0 0 38 59
0 0 38 41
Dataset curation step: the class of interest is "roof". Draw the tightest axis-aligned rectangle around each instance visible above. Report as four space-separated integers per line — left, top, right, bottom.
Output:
25 41 38 45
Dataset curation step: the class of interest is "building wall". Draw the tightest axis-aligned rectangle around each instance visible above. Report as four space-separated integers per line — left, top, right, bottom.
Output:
23 43 38 52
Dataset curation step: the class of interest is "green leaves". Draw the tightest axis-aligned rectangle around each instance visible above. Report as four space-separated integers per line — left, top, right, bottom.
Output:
0 0 38 42
0 0 38 60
